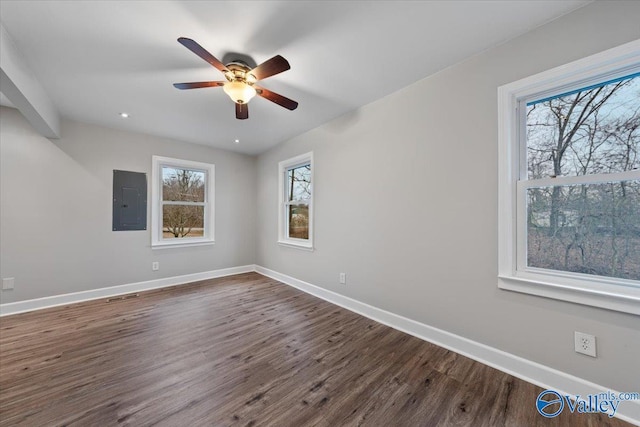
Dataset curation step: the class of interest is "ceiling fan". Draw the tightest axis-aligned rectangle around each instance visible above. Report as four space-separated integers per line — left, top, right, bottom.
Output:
173 37 298 120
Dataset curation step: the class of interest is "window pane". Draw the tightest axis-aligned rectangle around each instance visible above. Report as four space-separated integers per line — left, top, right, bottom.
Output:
162 205 204 238
287 164 311 201
527 180 640 280
288 204 309 239
162 167 205 202
526 75 639 179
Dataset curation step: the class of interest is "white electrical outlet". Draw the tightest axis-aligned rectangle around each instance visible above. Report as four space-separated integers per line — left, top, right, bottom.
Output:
2 277 15 290
339 273 346 284
574 331 597 357
152 262 159 271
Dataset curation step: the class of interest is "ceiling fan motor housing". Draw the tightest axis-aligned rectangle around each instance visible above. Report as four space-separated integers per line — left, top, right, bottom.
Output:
225 62 256 84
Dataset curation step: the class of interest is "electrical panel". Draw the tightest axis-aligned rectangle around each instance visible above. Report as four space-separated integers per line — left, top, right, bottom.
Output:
112 170 147 231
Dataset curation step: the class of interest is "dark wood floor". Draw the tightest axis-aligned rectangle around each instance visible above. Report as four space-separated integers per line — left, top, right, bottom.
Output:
0 272 631 426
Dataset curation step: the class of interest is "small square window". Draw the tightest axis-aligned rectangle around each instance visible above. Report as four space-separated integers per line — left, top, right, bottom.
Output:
152 156 215 248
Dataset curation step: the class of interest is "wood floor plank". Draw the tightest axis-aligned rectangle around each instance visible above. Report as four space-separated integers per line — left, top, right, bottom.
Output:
0 272 633 426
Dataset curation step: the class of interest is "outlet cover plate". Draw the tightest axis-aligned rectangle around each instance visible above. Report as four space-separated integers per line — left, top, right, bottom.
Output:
574 331 597 357
2 277 15 290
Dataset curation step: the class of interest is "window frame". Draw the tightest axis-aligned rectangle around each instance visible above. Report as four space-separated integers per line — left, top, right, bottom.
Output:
498 40 640 315
151 155 215 249
278 152 314 250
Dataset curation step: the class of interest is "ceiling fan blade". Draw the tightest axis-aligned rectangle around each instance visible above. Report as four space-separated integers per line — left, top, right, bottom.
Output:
173 81 225 90
236 103 248 120
177 37 229 74
249 55 290 81
255 86 298 110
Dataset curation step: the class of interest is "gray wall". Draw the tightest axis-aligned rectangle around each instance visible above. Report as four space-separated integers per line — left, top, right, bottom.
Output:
255 2 640 392
1 0 638 395
0 107 256 303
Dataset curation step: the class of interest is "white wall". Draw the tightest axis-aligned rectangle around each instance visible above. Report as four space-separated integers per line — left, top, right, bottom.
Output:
0 107 256 303
255 1 640 392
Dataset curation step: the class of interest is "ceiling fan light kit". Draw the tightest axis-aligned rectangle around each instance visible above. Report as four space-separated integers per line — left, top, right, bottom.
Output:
173 37 298 120
223 81 256 104
222 61 257 104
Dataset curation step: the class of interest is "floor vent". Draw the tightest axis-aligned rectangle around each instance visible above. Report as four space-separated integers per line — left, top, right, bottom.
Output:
106 293 139 303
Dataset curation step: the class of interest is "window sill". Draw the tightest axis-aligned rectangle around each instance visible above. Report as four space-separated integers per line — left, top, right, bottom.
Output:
152 240 215 250
498 274 640 315
277 240 314 251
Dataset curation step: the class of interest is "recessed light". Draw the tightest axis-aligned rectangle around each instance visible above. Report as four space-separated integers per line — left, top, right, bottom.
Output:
234 139 240 144
119 112 130 118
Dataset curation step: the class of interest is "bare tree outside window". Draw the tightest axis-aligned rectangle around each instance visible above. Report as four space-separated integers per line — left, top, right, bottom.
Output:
526 75 640 280
287 164 311 239
162 167 206 238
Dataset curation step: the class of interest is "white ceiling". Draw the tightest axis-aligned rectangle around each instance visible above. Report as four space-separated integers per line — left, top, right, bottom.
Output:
0 0 589 155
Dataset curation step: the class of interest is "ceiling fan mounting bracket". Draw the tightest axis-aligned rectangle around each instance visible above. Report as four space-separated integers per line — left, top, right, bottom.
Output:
227 60 250 69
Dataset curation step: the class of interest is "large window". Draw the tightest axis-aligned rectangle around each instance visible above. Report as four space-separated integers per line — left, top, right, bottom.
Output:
151 156 215 248
498 41 640 314
278 152 313 249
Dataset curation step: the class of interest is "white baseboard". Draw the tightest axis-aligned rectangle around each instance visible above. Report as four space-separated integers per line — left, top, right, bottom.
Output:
0 265 255 316
254 265 640 426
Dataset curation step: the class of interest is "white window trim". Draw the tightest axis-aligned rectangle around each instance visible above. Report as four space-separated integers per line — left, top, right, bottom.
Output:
278 152 314 250
498 40 640 315
151 155 215 249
